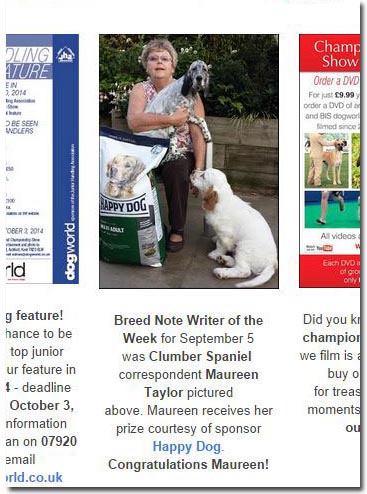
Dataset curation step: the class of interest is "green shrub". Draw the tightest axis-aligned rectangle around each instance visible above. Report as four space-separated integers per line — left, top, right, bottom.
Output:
99 34 279 119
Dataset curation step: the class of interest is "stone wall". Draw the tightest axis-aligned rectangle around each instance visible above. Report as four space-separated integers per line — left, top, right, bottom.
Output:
108 112 278 195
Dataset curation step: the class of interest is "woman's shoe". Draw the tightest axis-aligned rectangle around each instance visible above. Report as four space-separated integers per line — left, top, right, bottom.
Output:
167 231 184 252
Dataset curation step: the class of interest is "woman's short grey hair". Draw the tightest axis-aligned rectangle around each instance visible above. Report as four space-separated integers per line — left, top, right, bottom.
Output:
141 39 178 69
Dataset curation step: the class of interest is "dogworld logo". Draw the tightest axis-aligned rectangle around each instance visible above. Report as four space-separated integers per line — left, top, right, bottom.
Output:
6 261 26 281
64 223 78 281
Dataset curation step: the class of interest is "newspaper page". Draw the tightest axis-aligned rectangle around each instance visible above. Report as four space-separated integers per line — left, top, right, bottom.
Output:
2 0 361 491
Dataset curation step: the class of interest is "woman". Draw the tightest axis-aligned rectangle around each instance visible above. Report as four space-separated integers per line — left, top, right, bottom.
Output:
127 39 206 252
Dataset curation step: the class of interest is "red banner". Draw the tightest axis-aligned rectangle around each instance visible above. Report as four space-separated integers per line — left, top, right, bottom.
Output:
300 255 360 288
300 34 360 72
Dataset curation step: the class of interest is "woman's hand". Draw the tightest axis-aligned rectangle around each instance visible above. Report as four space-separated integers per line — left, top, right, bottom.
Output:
169 107 189 127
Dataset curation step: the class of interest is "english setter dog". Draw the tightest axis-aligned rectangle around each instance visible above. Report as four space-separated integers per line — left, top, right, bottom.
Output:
139 60 212 159
191 168 278 288
104 154 145 199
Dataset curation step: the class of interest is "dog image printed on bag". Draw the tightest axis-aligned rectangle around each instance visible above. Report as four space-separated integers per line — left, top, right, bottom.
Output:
104 154 145 199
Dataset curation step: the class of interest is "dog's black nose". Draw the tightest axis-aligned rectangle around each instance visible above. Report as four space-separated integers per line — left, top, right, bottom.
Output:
196 75 203 82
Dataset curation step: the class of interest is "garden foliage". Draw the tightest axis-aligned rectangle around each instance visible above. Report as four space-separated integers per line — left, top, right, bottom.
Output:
99 34 278 120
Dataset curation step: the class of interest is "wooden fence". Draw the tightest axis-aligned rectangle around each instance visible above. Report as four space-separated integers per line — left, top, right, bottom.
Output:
107 112 278 195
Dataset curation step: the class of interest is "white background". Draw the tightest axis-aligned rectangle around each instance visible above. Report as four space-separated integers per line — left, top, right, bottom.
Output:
1 0 362 492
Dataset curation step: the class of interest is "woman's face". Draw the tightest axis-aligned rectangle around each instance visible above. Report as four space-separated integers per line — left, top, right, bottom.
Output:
146 50 174 80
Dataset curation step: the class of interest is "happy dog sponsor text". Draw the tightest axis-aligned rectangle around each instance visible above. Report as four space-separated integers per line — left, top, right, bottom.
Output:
100 195 148 216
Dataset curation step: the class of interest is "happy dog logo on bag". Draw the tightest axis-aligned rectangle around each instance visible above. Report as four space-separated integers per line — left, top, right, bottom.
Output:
100 193 149 217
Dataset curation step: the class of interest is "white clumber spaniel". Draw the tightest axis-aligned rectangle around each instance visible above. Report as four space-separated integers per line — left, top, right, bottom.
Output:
105 154 145 199
191 168 278 288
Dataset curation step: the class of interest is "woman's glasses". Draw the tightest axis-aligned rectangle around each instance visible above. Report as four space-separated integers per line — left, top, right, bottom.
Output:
147 55 172 63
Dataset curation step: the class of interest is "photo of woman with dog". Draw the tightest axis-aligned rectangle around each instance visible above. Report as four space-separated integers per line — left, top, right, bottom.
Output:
127 39 207 253
99 35 279 289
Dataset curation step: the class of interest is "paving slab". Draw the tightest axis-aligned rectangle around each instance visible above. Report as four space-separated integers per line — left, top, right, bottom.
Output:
100 185 279 290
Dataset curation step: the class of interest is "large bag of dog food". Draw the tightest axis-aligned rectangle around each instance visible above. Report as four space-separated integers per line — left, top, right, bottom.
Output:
100 127 169 267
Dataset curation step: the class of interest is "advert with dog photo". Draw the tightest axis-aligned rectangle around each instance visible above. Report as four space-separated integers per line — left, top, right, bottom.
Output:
99 34 279 289
299 34 360 288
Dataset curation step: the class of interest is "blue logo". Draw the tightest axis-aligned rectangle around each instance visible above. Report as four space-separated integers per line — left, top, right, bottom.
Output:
56 46 75 63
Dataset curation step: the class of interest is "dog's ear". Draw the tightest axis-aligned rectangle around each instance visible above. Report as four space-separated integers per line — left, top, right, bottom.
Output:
203 81 209 99
203 186 218 211
181 73 193 97
106 161 113 177
126 157 145 184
